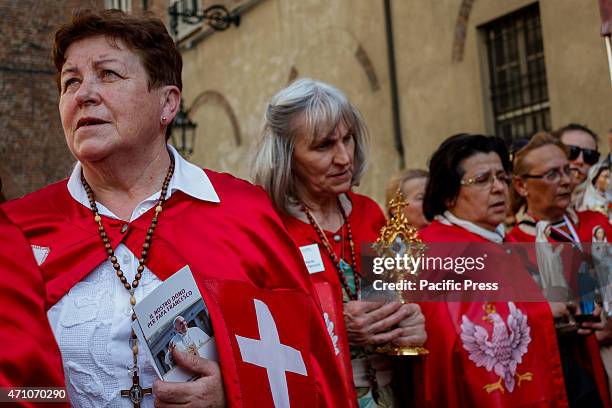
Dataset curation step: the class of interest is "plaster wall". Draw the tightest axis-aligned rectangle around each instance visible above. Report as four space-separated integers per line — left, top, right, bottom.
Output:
180 0 397 203
180 0 610 205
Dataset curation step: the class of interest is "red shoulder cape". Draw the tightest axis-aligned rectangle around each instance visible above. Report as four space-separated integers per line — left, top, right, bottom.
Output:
418 221 569 407
1 171 352 407
507 210 612 243
507 212 612 407
0 209 68 408
280 192 384 404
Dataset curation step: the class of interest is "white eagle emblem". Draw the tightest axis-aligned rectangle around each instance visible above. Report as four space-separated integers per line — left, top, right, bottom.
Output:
460 302 533 394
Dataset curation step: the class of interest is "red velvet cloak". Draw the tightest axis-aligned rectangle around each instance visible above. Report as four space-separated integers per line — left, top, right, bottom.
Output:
0 209 68 408
507 210 612 244
280 191 385 406
1 170 352 407
507 210 612 407
418 221 569 407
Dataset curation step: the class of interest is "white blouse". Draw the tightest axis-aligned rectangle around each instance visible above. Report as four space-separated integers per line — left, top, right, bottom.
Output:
45 146 219 407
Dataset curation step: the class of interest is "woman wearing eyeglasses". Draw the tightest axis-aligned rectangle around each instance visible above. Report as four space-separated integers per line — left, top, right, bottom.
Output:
418 134 569 407
508 132 610 244
508 132 612 407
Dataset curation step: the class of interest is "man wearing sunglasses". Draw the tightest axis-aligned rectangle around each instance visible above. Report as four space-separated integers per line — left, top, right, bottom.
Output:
555 123 601 210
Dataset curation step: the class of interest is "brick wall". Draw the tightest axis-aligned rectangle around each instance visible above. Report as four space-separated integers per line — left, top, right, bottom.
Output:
0 0 195 201
0 0 151 201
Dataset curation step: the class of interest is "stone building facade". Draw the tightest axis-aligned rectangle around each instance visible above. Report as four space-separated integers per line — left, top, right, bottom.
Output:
178 0 612 205
2 0 610 206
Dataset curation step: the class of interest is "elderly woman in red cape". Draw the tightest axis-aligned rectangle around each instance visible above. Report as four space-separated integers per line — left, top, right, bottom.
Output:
0 10 350 407
252 78 427 407
418 133 575 407
508 132 612 407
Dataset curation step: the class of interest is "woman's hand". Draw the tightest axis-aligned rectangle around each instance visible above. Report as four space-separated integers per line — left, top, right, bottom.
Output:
154 349 226 408
577 306 605 336
595 316 612 346
344 301 416 346
549 301 601 336
392 303 427 347
549 301 570 319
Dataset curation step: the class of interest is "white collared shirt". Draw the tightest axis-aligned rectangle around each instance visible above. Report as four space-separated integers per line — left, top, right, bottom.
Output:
47 145 219 407
437 210 505 243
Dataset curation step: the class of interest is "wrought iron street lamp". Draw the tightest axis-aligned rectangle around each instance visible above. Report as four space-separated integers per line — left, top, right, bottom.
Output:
171 100 197 157
168 1 240 36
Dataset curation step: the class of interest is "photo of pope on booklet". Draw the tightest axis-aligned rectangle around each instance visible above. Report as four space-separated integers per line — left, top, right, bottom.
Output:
132 266 218 382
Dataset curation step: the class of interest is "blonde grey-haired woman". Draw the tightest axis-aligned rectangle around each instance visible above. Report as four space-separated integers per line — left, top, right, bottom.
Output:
385 169 429 229
253 78 426 407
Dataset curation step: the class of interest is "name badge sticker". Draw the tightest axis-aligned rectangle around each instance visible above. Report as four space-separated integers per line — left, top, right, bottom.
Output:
299 244 325 274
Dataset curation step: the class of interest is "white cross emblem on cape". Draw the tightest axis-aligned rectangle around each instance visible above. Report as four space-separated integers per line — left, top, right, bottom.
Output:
236 299 308 408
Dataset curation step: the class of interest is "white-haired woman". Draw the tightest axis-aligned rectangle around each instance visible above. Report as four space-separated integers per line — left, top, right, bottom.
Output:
253 78 426 407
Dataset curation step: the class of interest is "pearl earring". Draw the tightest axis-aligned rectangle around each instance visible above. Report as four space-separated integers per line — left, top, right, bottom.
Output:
161 116 167 123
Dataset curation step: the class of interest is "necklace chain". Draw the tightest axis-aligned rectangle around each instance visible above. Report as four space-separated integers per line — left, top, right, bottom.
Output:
301 198 360 300
301 199 377 397
81 157 175 378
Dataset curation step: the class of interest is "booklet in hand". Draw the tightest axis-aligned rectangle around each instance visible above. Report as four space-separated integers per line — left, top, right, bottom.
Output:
132 265 218 381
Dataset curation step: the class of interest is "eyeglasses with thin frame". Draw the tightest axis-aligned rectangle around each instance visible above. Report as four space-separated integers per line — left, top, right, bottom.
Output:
566 144 600 165
520 164 572 183
460 171 511 189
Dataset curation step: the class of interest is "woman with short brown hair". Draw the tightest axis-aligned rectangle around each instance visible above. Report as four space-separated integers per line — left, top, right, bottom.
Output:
2 10 352 408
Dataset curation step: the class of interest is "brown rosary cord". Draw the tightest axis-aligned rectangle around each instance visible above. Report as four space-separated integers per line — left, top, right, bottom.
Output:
81 157 174 373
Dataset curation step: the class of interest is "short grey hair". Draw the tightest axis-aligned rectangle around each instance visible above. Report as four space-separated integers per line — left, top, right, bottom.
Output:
252 78 370 214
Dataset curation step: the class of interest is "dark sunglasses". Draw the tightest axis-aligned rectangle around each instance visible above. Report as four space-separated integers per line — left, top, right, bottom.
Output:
567 144 600 165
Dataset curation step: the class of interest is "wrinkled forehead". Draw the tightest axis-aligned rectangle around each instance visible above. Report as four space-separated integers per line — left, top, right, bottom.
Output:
294 107 352 145
459 152 503 175
524 144 568 172
62 35 132 69
561 129 597 150
401 177 427 195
